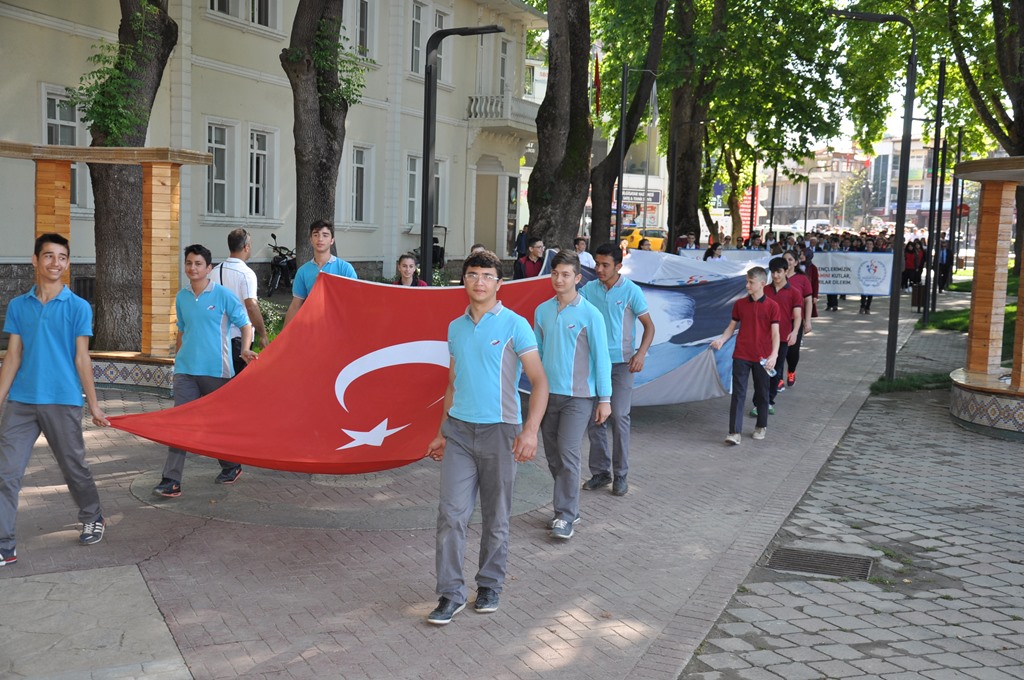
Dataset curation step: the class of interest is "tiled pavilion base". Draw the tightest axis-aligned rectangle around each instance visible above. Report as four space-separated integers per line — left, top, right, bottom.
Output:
950 369 1024 442
92 351 174 394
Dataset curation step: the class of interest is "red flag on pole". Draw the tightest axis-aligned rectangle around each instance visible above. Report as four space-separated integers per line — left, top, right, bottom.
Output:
594 55 601 115
109 276 552 474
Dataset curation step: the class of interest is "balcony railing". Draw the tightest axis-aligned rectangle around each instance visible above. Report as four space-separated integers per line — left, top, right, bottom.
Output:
467 94 539 138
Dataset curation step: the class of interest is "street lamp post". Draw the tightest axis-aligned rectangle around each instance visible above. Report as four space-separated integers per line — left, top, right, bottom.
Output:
829 8 916 381
420 24 504 275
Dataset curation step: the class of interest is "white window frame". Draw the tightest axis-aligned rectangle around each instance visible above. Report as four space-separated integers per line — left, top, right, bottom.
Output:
206 0 284 37
205 120 238 216
411 2 425 74
499 39 511 94
42 84 91 212
246 124 278 221
434 9 450 83
405 153 447 230
349 144 373 224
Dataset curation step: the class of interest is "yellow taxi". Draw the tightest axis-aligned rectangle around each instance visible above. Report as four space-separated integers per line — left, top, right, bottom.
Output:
622 227 668 251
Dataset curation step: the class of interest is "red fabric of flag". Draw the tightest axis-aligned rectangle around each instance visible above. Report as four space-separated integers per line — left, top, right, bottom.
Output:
109 275 552 475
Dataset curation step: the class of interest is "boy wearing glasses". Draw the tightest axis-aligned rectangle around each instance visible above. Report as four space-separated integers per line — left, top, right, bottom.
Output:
534 251 611 540
425 250 549 624
512 236 545 279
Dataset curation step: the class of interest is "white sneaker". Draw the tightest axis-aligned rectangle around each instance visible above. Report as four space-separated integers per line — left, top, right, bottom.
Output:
725 433 741 445
753 427 767 440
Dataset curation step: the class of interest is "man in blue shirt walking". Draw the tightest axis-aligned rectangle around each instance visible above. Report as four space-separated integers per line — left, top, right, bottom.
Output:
0 233 110 566
425 250 549 624
534 250 612 539
580 243 655 497
153 244 256 498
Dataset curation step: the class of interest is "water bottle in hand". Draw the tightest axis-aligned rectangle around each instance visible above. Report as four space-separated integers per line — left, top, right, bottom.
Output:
760 358 776 377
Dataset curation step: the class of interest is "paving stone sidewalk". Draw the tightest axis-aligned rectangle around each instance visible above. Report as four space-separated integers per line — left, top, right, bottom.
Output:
684 300 1024 679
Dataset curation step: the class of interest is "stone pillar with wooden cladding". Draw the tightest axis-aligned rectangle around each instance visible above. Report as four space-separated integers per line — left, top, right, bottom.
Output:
142 162 181 357
34 159 72 283
965 180 1014 376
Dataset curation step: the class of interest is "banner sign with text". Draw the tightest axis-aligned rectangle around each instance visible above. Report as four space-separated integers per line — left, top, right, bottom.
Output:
816 252 893 295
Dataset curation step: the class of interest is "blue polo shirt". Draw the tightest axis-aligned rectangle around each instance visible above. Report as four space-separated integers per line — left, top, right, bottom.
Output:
292 255 358 299
534 294 612 401
3 285 91 407
175 281 250 378
580 275 650 364
447 302 537 425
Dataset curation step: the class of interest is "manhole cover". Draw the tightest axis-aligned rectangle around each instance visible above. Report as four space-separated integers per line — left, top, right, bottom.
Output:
766 548 873 579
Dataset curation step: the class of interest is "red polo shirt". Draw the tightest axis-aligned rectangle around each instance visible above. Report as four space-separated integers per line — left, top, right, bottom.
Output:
764 283 802 342
730 294 780 362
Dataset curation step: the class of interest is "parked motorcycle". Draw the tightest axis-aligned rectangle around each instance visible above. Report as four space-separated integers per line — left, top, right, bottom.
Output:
267 233 296 297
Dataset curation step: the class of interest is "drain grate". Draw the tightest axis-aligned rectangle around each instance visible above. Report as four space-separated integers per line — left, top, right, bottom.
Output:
765 548 873 579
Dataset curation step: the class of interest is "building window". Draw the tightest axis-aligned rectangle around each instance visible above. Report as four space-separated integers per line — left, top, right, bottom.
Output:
209 0 276 29
500 40 510 94
411 3 424 74
249 130 269 217
207 124 230 215
45 89 88 208
351 146 371 223
822 182 836 207
434 10 448 80
357 0 370 56
525 65 535 96
406 156 420 225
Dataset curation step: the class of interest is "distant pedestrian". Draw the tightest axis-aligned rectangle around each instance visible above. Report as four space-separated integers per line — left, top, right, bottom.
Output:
394 253 428 287
513 237 545 279
0 233 111 566
210 228 268 375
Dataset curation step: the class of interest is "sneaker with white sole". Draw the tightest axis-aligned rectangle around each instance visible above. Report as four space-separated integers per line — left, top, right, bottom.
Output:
551 518 574 539
753 427 767 440
427 597 466 625
79 516 105 545
548 514 581 529
0 546 16 566
725 433 741 445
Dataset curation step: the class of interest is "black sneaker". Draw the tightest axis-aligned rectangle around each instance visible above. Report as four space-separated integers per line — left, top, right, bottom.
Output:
427 597 466 625
612 475 629 496
153 478 182 498
0 546 16 566
79 516 105 545
473 587 500 613
582 473 612 490
215 466 242 484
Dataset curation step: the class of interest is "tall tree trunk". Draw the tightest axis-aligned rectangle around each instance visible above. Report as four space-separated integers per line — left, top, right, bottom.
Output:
722 147 744 242
666 0 725 251
589 0 671 252
527 0 594 250
280 0 348 264
89 0 177 350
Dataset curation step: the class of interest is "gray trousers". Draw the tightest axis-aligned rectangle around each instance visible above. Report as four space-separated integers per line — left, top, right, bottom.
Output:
435 417 520 604
0 401 103 549
541 394 594 522
586 362 635 478
162 374 240 482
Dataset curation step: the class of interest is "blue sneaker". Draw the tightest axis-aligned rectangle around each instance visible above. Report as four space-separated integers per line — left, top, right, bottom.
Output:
215 466 242 484
0 546 16 566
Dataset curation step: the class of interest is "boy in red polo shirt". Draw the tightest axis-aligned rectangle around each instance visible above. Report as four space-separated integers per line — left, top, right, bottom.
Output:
760 257 803 415
710 267 780 444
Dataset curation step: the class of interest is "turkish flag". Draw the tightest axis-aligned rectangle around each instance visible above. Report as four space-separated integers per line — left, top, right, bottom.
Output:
109 275 553 474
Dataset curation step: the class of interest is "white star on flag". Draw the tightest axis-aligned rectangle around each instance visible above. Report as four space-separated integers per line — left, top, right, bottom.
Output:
337 419 408 450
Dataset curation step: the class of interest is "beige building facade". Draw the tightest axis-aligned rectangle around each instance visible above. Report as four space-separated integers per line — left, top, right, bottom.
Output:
0 0 544 293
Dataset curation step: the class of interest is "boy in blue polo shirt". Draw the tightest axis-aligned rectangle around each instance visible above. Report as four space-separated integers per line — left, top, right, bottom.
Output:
425 250 549 625
153 244 256 498
283 219 358 328
710 266 780 445
0 233 110 566
534 250 612 540
580 243 655 497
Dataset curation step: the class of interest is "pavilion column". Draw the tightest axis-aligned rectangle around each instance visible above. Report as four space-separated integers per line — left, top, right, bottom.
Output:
142 162 181 357
34 159 72 283
966 180 1015 376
